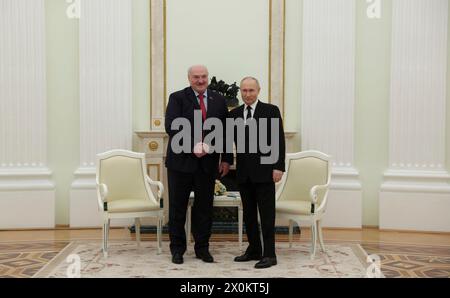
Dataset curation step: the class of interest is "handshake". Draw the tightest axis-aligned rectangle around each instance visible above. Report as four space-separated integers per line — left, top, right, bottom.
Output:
193 142 210 158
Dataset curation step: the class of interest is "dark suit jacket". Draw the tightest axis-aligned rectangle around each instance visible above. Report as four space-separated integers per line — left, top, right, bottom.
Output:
165 87 233 174
229 101 286 184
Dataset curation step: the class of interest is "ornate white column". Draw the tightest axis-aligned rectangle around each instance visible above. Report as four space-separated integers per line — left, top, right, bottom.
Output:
380 0 450 232
301 0 361 228
0 0 55 229
70 0 133 227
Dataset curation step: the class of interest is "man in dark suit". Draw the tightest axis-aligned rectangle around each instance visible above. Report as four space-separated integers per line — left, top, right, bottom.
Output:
165 65 233 265
229 77 285 269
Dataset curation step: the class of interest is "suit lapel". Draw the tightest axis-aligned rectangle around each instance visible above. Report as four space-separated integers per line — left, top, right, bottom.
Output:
253 101 264 120
206 89 214 118
186 87 200 110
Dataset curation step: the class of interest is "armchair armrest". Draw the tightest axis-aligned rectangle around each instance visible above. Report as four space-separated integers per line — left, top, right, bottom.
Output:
96 183 108 211
309 184 329 204
146 176 164 201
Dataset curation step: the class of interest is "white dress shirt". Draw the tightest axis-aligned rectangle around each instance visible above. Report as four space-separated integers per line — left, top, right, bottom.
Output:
244 99 259 124
193 88 208 111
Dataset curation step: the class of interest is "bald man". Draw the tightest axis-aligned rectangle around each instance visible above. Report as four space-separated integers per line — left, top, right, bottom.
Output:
165 65 233 265
229 77 285 269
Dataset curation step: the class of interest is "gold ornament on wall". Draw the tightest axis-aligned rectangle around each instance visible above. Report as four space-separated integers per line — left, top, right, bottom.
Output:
148 141 159 152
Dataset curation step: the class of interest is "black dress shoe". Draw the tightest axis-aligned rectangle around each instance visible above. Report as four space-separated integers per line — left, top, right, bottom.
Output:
234 253 262 262
195 251 214 263
172 253 184 264
255 257 277 269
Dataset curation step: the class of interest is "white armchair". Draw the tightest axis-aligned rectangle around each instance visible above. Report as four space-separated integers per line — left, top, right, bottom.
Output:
96 150 164 257
275 151 331 259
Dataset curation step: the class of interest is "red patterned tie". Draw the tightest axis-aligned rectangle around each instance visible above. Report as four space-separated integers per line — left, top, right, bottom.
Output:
198 93 207 122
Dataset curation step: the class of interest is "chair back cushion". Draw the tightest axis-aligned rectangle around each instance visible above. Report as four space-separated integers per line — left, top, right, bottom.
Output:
279 156 328 204
99 155 148 202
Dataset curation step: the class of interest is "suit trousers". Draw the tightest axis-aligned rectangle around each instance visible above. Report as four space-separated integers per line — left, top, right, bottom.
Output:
239 179 276 258
167 168 215 255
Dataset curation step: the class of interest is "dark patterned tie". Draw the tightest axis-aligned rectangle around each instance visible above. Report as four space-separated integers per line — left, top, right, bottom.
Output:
246 105 252 121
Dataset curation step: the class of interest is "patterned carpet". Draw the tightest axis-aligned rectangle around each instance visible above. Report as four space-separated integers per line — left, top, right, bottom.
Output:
0 237 448 278
34 241 370 278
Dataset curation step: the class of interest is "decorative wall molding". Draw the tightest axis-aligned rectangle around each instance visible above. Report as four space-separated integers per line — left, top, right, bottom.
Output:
71 167 96 189
71 0 133 227
0 0 55 228
382 170 450 193
331 167 361 190
0 168 54 191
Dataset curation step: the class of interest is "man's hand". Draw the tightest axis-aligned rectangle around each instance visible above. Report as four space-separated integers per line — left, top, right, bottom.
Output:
273 170 284 183
194 142 209 158
219 162 230 178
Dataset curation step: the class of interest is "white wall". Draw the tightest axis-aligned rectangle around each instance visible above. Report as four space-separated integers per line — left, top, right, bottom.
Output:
167 0 270 102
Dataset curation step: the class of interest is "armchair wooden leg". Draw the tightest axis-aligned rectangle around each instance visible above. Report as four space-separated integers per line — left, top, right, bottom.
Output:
102 222 107 256
157 217 162 255
106 219 110 249
310 221 317 260
103 218 110 258
288 220 294 248
317 220 326 253
135 218 141 248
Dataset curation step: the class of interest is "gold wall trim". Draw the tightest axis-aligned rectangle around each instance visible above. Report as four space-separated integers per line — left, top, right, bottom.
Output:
148 141 159 152
149 0 167 129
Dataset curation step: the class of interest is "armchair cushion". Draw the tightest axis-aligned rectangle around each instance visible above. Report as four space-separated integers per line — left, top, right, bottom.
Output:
276 200 312 215
107 198 160 213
